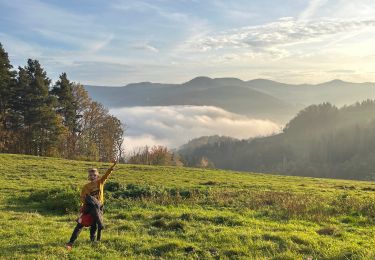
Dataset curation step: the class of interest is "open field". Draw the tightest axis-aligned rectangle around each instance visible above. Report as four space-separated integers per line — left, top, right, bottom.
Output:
1 154 375 259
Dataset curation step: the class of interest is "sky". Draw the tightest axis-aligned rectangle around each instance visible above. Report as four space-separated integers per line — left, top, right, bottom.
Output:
2 0 375 151
1 0 375 85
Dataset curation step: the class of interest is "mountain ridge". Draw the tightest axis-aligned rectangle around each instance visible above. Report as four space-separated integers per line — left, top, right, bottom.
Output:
85 76 375 124
87 77 375 89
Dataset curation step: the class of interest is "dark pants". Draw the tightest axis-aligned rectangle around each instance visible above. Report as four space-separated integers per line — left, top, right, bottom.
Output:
68 206 104 244
68 222 102 243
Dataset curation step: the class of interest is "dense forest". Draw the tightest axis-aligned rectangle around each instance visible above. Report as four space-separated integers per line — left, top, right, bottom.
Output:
0 43 124 162
179 101 375 180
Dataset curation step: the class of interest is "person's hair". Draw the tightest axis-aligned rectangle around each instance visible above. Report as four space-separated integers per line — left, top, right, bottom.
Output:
88 168 99 176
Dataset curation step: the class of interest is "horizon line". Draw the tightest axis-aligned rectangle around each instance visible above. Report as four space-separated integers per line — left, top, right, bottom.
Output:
83 76 375 88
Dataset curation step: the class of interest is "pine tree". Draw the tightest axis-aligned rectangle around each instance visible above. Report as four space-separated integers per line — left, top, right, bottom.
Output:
15 59 63 156
52 73 78 130
51 73 79 158
0 43 16 151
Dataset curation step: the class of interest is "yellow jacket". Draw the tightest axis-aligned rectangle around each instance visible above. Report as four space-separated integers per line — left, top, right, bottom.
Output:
80 168 113 206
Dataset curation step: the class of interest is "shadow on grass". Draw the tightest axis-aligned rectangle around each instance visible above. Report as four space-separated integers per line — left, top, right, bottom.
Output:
0 243 42 254
0 240 69 253
6 187 80 216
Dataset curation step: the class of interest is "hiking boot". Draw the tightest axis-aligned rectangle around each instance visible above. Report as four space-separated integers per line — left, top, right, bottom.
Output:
66 243 73 251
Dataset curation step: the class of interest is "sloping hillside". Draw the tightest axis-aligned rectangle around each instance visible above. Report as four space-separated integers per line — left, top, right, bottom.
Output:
179 101 375 180
1 154 375 258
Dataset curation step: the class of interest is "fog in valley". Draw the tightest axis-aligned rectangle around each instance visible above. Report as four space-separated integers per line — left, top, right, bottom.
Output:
110 105 281 152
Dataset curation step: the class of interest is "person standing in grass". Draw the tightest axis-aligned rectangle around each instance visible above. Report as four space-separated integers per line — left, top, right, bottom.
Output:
66 160 117 250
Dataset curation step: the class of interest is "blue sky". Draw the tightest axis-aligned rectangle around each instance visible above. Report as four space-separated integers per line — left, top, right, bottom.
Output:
1 0 375 85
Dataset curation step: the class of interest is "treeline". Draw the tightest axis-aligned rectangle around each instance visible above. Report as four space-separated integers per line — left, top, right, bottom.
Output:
0 43 124 161
128 145 183 166
179 101 375 180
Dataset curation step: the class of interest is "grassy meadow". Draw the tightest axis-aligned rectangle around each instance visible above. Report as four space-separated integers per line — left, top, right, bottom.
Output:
1 154 375 259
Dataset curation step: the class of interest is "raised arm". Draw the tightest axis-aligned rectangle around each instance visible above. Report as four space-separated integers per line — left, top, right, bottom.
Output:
100 160 117 183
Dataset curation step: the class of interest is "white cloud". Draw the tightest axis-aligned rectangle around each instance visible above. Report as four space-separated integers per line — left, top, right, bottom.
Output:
89 34 115 53
111 1 190 23
110 105 281 152
3 0 375 85
188 18 375 58
123 134 169 152
0 33 42 61
298 0 328 21
130 42 159 53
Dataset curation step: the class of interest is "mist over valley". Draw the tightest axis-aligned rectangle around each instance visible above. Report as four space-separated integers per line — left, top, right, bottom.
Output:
87 76 375 153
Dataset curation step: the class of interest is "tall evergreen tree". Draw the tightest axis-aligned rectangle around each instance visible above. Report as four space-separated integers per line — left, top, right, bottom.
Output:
51 73 79 158
0 42 16 151
52 73 78 131
15 59 63 156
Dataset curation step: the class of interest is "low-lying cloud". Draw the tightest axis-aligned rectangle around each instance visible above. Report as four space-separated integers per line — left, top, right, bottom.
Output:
110 105 282 152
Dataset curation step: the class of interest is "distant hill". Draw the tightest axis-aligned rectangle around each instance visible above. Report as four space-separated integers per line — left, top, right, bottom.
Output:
246 78 375 107
86 77 375 123
86 77 297 123
178 100 375 180
179 135 237 156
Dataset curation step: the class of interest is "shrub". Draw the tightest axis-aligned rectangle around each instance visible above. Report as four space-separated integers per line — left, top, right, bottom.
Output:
153 213 174 220
108 183 206 202
201 181 217 186
151 219 167 228
212 215 243 226
105 181 122 192
119 184 155 199
168 188 195 199
180 213 193 221
28 187 80 214
184 246 195 253
167 220 185 231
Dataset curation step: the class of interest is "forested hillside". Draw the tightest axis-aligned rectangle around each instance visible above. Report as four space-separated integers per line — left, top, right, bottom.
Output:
0 43 125 161
179 100 375 180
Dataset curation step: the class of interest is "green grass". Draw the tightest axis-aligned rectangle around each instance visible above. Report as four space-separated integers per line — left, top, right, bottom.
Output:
1 153 375 259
